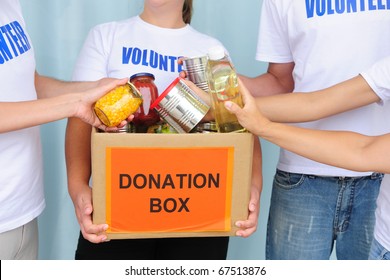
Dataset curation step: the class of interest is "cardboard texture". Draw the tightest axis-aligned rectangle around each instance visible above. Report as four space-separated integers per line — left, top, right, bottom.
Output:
91 129 254 239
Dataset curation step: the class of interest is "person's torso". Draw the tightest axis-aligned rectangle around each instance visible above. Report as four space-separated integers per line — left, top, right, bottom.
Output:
361 59 390 250
0 0 45 233
361 55 390 101
257 0 390 176
73 16 224 94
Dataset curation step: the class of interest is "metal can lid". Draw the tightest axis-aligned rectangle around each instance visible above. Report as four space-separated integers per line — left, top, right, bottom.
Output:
130 72 155 81
194 121 218 132
109 123 131 133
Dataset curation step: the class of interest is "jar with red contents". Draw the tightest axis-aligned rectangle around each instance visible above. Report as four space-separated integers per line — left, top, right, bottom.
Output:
130 73 160 132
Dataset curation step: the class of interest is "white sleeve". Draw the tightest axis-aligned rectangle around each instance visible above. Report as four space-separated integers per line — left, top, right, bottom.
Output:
72 25 111 82
360 56 390 102
255 0 293 63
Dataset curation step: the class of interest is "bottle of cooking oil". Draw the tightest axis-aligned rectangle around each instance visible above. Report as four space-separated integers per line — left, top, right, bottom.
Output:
206 46 245 133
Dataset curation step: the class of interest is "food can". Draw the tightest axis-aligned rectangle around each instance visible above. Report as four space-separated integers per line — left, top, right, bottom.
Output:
182 55 209 92
150 77 210 133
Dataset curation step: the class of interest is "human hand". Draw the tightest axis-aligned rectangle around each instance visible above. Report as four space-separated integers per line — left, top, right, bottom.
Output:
224 78 271 136
177 57 188 79
96 77 135 125
74 78 134 131
235 184 260 237
72 184 109 243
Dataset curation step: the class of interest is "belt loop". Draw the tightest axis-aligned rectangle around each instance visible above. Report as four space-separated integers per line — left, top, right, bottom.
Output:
371 172 384 179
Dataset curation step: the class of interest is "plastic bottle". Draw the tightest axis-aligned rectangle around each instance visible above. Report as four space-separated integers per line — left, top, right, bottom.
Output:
206 46 245 133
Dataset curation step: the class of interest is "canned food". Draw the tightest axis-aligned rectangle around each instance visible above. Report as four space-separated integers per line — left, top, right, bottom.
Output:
94 82 143 127
193 121 218 133
106 123 131 133
182 56 209 92
150 77 210 133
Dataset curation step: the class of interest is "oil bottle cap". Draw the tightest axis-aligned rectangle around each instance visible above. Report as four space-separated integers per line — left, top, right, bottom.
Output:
208 45 225 60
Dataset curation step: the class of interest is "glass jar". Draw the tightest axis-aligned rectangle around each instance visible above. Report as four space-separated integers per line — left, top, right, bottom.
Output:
94 82 142 127
130 73 160 133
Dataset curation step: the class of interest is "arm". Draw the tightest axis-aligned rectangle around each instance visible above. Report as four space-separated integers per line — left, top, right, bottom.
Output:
257 75 380 123
181 79 263 237
239 62 295 97
0 78 128 133
235 137 262 237
35 71 99 99
232 62 292 236
65 25 114 243
65 117 108 243
225 79 390 174
259 122 390 174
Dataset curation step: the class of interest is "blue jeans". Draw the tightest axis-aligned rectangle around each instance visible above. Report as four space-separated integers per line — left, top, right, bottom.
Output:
369 237 390 260
266 170 382 260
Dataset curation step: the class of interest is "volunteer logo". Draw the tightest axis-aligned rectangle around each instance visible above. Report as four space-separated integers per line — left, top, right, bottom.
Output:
306 0 390 18
0 21 31 64
122 47 184 73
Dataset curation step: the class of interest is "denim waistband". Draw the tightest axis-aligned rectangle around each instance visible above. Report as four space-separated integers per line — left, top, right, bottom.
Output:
308 173 383 180
277 169 384 180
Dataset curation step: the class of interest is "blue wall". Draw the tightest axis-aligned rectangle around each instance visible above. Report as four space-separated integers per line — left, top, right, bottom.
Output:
20 0 277 260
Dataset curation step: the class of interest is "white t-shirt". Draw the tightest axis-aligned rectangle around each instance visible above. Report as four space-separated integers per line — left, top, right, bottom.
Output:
256 0 390 176
72 16 225 196
73 16 224 93
362 56 390 102
0 0 45 233
361 56 390 251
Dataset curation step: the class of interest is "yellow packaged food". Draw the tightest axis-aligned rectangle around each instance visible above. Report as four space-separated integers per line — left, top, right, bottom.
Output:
94 82 143 127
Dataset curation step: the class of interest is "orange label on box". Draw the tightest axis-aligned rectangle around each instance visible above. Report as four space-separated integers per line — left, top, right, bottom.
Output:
105 147 234 233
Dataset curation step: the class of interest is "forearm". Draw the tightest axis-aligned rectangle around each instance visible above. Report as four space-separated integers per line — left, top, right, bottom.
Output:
259 122 389 173
35 72 97 99
239 73 293 98
0 93 81 133
239 62 294 97
234 136 262 238
251 137 262 194
257 75 380 123
65 118 93 201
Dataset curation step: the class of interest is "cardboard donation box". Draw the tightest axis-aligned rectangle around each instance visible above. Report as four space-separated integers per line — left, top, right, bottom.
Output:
91 129 254 239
